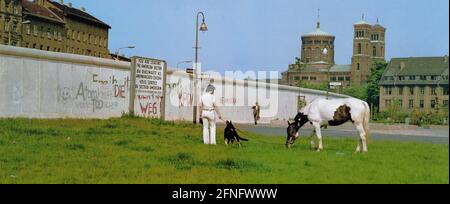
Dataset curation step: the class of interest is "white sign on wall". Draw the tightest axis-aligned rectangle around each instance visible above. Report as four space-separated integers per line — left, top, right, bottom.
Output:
131 56 167 119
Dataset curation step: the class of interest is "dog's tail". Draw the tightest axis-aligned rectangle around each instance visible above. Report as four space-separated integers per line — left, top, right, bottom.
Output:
238 136 249 141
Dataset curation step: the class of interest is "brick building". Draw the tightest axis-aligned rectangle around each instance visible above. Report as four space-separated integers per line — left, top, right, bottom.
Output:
0 0 110 58
379 56 449 112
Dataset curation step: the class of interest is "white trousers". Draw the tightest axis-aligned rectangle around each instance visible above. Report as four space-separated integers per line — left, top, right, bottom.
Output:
202 110 216 145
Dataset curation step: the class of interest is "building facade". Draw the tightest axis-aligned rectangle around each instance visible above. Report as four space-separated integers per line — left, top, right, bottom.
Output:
379 56 449 112
282 15 386 88
0 0 24 46
0 0 110 58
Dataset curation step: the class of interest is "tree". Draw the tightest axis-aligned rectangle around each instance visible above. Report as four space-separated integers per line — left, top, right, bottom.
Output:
366 61 388 111
342 84 368 101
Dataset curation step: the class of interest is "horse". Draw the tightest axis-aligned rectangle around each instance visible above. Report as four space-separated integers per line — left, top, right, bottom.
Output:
286 98 370 153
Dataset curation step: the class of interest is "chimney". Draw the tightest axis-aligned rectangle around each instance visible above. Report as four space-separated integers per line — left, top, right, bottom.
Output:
60 0 64 5
81 7 86 12
68 2 72 7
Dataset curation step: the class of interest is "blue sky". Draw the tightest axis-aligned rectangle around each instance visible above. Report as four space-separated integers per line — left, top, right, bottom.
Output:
69 0 449 73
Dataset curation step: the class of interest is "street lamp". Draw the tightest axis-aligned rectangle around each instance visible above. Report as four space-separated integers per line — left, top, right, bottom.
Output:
9 20 31 46
323 48 330 99
115 46 135 60
193 11 208 124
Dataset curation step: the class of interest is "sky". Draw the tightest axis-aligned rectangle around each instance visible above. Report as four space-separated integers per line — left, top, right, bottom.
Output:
68 0 449 73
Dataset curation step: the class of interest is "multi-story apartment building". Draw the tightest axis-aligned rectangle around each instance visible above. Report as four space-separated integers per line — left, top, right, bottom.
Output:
379 56 449 112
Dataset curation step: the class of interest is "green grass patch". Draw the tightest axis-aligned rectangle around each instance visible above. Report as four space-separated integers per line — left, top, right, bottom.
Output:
0 117 448 184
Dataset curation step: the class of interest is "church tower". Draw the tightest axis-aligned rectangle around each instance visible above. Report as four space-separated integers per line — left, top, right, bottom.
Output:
351 14 386 85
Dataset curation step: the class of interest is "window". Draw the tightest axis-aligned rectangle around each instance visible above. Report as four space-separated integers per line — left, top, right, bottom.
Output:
399 76 406 81
33 43 36 48
420 100 424 108
409 76 416 80
373 46 377 56
310 76 317 81
345 77 351 81
26 24 31 35
420 87 425 95
302 76 309 80
409 100 414 109
47 30 51 39
385 87 392 95
54 31 58 40
398 87 403 95
40 45 43 50
358 43 362 54
431 76 438 80
410 87 415 95
431 87 437 95
331 77 337 81
420 75 427 80
385 100 392 107
431 100 436 109
33 25 38 36
443 100 449 106
58 32 62 41
444 86 449 95
357 63 360 71
294 76 300 81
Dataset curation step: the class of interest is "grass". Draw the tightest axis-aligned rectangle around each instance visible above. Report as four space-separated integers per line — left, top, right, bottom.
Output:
0 117 448 184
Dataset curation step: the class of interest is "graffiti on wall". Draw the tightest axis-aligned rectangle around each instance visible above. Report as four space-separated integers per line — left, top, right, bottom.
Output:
56 72 130 113
167 78 194 108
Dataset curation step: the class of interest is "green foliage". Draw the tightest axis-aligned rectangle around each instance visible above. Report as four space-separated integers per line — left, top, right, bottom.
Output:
298 81 329 92
367 61 388 109
0 118 448 184
342 84 368 101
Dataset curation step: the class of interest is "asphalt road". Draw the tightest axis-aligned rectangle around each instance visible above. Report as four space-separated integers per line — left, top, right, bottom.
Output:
237 124 449 144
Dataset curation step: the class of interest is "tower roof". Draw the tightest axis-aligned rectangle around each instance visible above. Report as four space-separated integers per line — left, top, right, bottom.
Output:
302 21 334 37
373 18 385 29
354 13 370 25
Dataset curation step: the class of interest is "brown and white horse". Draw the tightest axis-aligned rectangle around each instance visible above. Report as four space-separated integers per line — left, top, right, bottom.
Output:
286 98 370 153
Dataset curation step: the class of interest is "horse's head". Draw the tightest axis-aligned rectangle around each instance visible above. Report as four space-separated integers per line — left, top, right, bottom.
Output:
286 121 300 149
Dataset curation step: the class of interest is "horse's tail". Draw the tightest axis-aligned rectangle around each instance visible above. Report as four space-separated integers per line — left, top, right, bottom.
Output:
363 102 370 141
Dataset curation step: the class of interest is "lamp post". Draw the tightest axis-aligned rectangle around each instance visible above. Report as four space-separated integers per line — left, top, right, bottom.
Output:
323 48 330 99
115 46 135 60
193 11 208 124
9 20 31 46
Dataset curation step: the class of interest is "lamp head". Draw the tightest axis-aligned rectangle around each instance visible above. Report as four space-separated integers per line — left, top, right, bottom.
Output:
200 21 208 32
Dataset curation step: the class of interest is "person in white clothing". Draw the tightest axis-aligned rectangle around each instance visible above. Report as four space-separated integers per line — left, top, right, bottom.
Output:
199 84 222 145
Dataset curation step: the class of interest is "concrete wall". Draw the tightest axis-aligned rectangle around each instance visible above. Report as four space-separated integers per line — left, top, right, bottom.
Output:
164 70 349 123
1 45 349 122
0 45 130 118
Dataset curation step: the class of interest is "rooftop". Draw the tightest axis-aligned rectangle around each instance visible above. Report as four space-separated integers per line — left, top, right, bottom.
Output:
302 22 334 37
49 0 111 29
22 0 65 24
379 56 449 86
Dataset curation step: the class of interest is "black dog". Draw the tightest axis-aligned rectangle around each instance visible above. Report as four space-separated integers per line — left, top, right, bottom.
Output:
224 121 249 146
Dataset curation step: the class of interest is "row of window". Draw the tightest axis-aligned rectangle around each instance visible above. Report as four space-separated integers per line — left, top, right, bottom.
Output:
383 75 448 81
67 29 107 48
386 99 449 109
303 40 334 45
330 76 351 82
293 76 318 81
357 43 383 56
2 2 20 15
22 42 109 58
25 24 63 41
384 86 450 96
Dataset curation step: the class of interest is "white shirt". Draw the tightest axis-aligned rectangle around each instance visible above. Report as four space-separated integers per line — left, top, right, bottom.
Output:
201 93 216 110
